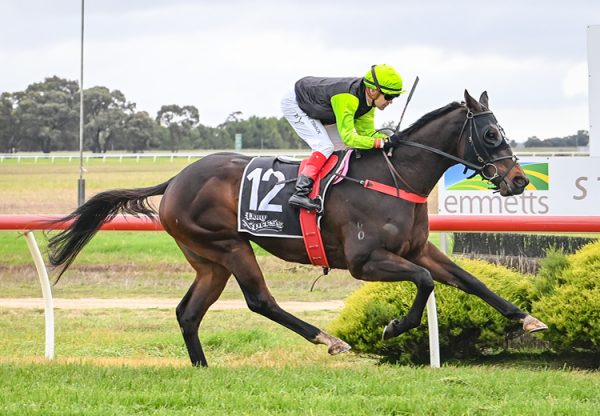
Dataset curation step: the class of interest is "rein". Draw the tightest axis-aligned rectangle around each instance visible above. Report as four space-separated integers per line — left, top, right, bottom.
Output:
380 150 426 197
393 140 482 171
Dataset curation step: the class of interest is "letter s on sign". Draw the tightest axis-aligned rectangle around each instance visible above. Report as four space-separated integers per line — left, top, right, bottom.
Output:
573 177 588 200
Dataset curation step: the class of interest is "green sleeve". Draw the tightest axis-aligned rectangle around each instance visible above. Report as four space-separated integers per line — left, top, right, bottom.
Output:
330 93 383 149
354 108 387 139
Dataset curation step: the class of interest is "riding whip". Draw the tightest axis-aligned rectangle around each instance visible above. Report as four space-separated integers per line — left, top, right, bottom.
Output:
395 76 420 132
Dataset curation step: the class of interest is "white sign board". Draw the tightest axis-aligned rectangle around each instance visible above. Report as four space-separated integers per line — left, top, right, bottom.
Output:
438 157 600 216
589 25 600 157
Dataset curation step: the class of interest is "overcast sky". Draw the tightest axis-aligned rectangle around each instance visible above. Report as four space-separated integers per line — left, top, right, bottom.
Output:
1 0 598 141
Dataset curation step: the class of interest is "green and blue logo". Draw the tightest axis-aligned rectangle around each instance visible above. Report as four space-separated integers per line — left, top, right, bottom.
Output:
444 162 549 191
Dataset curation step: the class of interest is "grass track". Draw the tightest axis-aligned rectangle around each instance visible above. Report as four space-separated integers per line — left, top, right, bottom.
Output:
1 363 599 415
1 308 599 415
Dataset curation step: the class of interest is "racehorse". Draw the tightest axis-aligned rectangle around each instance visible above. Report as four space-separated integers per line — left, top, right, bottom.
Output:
48 90 548 367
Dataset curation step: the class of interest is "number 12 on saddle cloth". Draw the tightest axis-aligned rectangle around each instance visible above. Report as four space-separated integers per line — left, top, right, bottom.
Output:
237 152 346 268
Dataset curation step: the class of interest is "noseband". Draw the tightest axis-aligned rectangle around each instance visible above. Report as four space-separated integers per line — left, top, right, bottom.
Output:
392 107 519 191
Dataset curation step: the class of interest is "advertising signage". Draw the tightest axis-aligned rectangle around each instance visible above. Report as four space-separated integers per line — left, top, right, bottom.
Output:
438 157 599 216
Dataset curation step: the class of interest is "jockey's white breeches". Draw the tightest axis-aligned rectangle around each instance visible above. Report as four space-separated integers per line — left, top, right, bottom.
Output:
281 91 346 158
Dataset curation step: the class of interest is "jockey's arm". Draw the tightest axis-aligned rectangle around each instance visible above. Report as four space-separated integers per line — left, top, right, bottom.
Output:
330 94 386 149
354 108 387 139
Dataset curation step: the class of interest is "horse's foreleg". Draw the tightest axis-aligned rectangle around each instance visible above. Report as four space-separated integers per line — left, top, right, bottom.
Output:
415 242 547 333
351 249 435 340
176 258 231 367
226 245 350 355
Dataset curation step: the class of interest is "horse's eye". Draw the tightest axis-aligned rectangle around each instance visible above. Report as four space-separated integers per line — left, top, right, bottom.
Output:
483 128 502 147
485 130 496 140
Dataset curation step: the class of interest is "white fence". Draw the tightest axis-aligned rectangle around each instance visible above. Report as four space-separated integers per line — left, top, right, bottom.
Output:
0 149 589 163
0 150 312 163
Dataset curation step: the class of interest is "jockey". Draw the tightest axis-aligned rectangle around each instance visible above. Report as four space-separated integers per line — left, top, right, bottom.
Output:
281 64 405 211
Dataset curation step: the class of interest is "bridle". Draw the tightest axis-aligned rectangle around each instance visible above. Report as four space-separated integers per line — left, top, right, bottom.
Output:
388 106 519 192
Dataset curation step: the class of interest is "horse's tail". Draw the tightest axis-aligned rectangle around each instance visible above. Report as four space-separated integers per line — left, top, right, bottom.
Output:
48 178 173 281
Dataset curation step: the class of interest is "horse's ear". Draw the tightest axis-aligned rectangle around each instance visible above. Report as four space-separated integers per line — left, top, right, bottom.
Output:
464 90 481 112
479 91 489 109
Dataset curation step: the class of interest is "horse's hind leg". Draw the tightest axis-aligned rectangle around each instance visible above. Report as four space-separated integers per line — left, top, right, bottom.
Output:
176 252 231 367
225 243 350 355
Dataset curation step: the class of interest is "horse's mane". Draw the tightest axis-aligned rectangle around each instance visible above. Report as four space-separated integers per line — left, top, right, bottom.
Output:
399 101 463 138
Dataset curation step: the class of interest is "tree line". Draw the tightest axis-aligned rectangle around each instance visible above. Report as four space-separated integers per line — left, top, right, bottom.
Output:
0 76 589 153
521 131 589 148
0 76 306 153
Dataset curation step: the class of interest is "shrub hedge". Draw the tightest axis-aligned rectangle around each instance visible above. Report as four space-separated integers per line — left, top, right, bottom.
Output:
532 247 570 297
329 259 536 363
532 240 600 353
330 240 600 363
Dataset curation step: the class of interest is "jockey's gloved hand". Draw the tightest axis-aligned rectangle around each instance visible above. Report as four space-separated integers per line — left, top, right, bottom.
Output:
383 133 402 152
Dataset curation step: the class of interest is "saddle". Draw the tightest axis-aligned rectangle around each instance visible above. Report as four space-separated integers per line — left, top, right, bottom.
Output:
238 151 352 267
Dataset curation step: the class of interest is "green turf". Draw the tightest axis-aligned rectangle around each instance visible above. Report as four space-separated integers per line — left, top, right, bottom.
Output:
0 308 598 415
1 363 598 415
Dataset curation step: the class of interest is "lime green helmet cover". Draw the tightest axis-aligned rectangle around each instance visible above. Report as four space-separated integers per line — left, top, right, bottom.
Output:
363 64 405 95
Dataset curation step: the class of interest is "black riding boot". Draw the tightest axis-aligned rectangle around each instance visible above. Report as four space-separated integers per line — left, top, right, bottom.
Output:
288 175 321 210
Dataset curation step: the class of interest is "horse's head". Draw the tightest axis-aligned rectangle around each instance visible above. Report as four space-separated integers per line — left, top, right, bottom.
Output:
460 90 529 196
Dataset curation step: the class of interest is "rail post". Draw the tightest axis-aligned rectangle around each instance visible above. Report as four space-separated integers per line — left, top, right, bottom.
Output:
23 231 55 360
426 291 441 368
426 231 448 369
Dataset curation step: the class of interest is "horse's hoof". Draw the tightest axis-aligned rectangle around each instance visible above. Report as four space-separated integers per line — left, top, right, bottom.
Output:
522 315 548 333
382 320 399 341
328 340 351 355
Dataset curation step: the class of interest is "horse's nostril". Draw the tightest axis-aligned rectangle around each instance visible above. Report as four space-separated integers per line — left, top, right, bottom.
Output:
514 176 529 188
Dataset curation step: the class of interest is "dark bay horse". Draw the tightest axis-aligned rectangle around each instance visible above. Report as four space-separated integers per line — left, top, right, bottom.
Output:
48 90 547 366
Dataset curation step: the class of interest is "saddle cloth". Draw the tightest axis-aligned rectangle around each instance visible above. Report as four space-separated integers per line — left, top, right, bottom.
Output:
237 152 350 238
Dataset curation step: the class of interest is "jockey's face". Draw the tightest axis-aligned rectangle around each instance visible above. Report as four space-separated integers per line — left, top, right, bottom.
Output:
374 90 394 110
367 87 394 110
